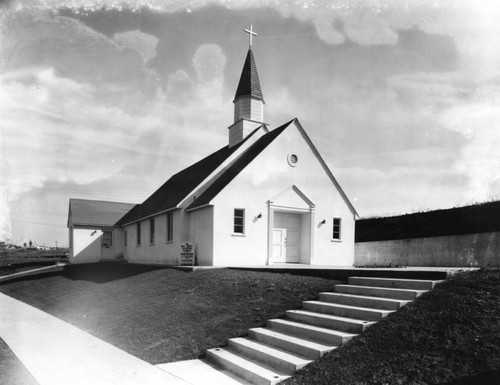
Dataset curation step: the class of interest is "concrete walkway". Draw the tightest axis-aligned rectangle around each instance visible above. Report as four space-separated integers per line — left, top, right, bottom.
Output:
0 292 190 385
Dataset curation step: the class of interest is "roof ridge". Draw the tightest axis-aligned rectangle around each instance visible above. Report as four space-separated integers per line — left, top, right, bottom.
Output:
69 198 136 205
186 120 294 211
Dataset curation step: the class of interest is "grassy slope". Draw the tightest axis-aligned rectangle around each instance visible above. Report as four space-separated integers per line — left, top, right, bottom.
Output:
0 264 340 365
283 269 500 385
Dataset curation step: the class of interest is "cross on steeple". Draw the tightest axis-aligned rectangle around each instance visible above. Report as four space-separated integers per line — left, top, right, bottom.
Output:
244 25 257 47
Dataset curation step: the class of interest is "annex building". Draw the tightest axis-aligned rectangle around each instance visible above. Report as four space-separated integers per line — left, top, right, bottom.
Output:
67 28 358 267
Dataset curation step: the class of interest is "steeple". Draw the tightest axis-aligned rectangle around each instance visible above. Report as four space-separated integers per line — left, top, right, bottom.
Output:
228 25 266 148
234 48 264 103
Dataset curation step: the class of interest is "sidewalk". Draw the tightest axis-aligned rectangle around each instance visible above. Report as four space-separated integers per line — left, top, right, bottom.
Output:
0 292 190 385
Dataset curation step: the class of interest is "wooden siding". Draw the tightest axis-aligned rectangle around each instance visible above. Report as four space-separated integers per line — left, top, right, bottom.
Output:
234 97 264 122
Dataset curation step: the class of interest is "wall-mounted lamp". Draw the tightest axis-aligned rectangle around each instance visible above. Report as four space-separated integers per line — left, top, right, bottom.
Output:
257 213 263 219
319 219 326 225
90 231 97 236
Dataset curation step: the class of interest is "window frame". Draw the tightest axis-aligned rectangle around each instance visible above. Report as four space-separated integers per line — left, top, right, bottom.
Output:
124 230 127 248
233 208 245 235
149 218 155 245
136 222 141 246
166 212 173 243
332 217 342 241
102 230 112 248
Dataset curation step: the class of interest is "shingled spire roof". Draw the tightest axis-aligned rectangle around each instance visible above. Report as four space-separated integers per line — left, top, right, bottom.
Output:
234 48 264 102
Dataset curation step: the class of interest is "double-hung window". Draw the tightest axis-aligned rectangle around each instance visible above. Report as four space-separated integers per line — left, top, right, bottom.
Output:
137 222 141 246
166 212 173 242
233 209 245 234
150 218 155 244
332 217 341 240
124 230 127 247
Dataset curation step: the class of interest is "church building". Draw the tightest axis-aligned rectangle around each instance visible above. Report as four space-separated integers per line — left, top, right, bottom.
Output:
67 27 358 267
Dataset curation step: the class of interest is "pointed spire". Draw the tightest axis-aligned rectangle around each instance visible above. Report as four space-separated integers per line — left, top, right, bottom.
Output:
234 48 264 102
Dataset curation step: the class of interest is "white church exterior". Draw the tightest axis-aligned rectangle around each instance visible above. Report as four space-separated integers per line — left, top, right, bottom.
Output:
68 33 358 267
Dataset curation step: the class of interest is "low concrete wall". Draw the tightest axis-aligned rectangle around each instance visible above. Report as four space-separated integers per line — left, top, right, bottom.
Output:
355 231 500 267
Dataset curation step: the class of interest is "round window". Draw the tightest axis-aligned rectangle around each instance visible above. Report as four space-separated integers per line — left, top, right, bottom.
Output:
287 153 298 167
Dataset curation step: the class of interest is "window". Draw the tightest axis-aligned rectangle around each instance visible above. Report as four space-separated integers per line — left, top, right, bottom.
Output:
287 153 299 167
124 230 127 247
234 209 245 234
333 217 341 240
166 212 173 242
150 218 155 244
102 231 112 248
137 222 141 246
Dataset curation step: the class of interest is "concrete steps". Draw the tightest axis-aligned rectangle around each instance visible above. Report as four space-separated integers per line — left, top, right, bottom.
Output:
334 284 427 300
206 347 290 385
204 275 443 385
348 276 443 290
318 292 410 310
267 318 355 346
248 327 337 359
302 300 393 321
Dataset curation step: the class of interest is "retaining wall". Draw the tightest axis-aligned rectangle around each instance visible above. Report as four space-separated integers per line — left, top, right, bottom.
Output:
355 231 500 267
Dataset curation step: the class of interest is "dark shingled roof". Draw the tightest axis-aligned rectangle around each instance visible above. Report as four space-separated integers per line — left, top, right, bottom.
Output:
115 130 259 226
234 48 264 102
186 120 293 211
69 199 136 227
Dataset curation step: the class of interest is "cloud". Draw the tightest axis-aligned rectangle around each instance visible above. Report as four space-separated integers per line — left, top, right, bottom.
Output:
0 40 231 242
387 69 500 203
439 82 500 201
113 29 159 63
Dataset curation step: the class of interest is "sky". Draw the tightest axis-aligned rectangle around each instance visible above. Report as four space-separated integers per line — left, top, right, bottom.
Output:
1 0 499 246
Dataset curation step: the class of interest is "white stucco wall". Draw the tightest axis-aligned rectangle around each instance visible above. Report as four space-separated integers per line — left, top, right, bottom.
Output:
69 227 101 263
187 206 214 266
210 121 355 266
69 227 126 263
123 210 182 265
355 232 500 267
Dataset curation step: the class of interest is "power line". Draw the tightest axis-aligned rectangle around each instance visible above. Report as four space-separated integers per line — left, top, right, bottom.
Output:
10 219 65 228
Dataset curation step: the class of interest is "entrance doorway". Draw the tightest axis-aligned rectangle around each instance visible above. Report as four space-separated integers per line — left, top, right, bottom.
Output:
272 212 301 263
101 230 115 260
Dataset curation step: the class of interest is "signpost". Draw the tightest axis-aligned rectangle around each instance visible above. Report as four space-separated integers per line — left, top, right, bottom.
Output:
179 242 195 266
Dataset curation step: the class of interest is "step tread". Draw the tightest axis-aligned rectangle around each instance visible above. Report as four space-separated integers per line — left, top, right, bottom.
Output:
319 292 410 304
230 337 313 366
249 327 337 352
335 284 427 295
348 277 443 289
268 318 357 338
304 300 395 315
207 347 290 384
349 276 442 283
156 359 254 385
318 292 410 310
287 309 376 325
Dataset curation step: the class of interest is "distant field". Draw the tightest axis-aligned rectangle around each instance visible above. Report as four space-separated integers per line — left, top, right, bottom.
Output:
0 248 68 276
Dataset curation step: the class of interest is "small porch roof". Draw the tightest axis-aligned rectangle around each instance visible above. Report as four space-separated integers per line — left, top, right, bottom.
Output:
68 199 136 228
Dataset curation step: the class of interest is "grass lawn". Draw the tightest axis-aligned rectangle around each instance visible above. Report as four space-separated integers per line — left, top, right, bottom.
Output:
283 268 500 385
0 264 341 365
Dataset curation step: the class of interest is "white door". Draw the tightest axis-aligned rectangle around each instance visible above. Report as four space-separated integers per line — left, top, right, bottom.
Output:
272 213 301 263
101 230 115 260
